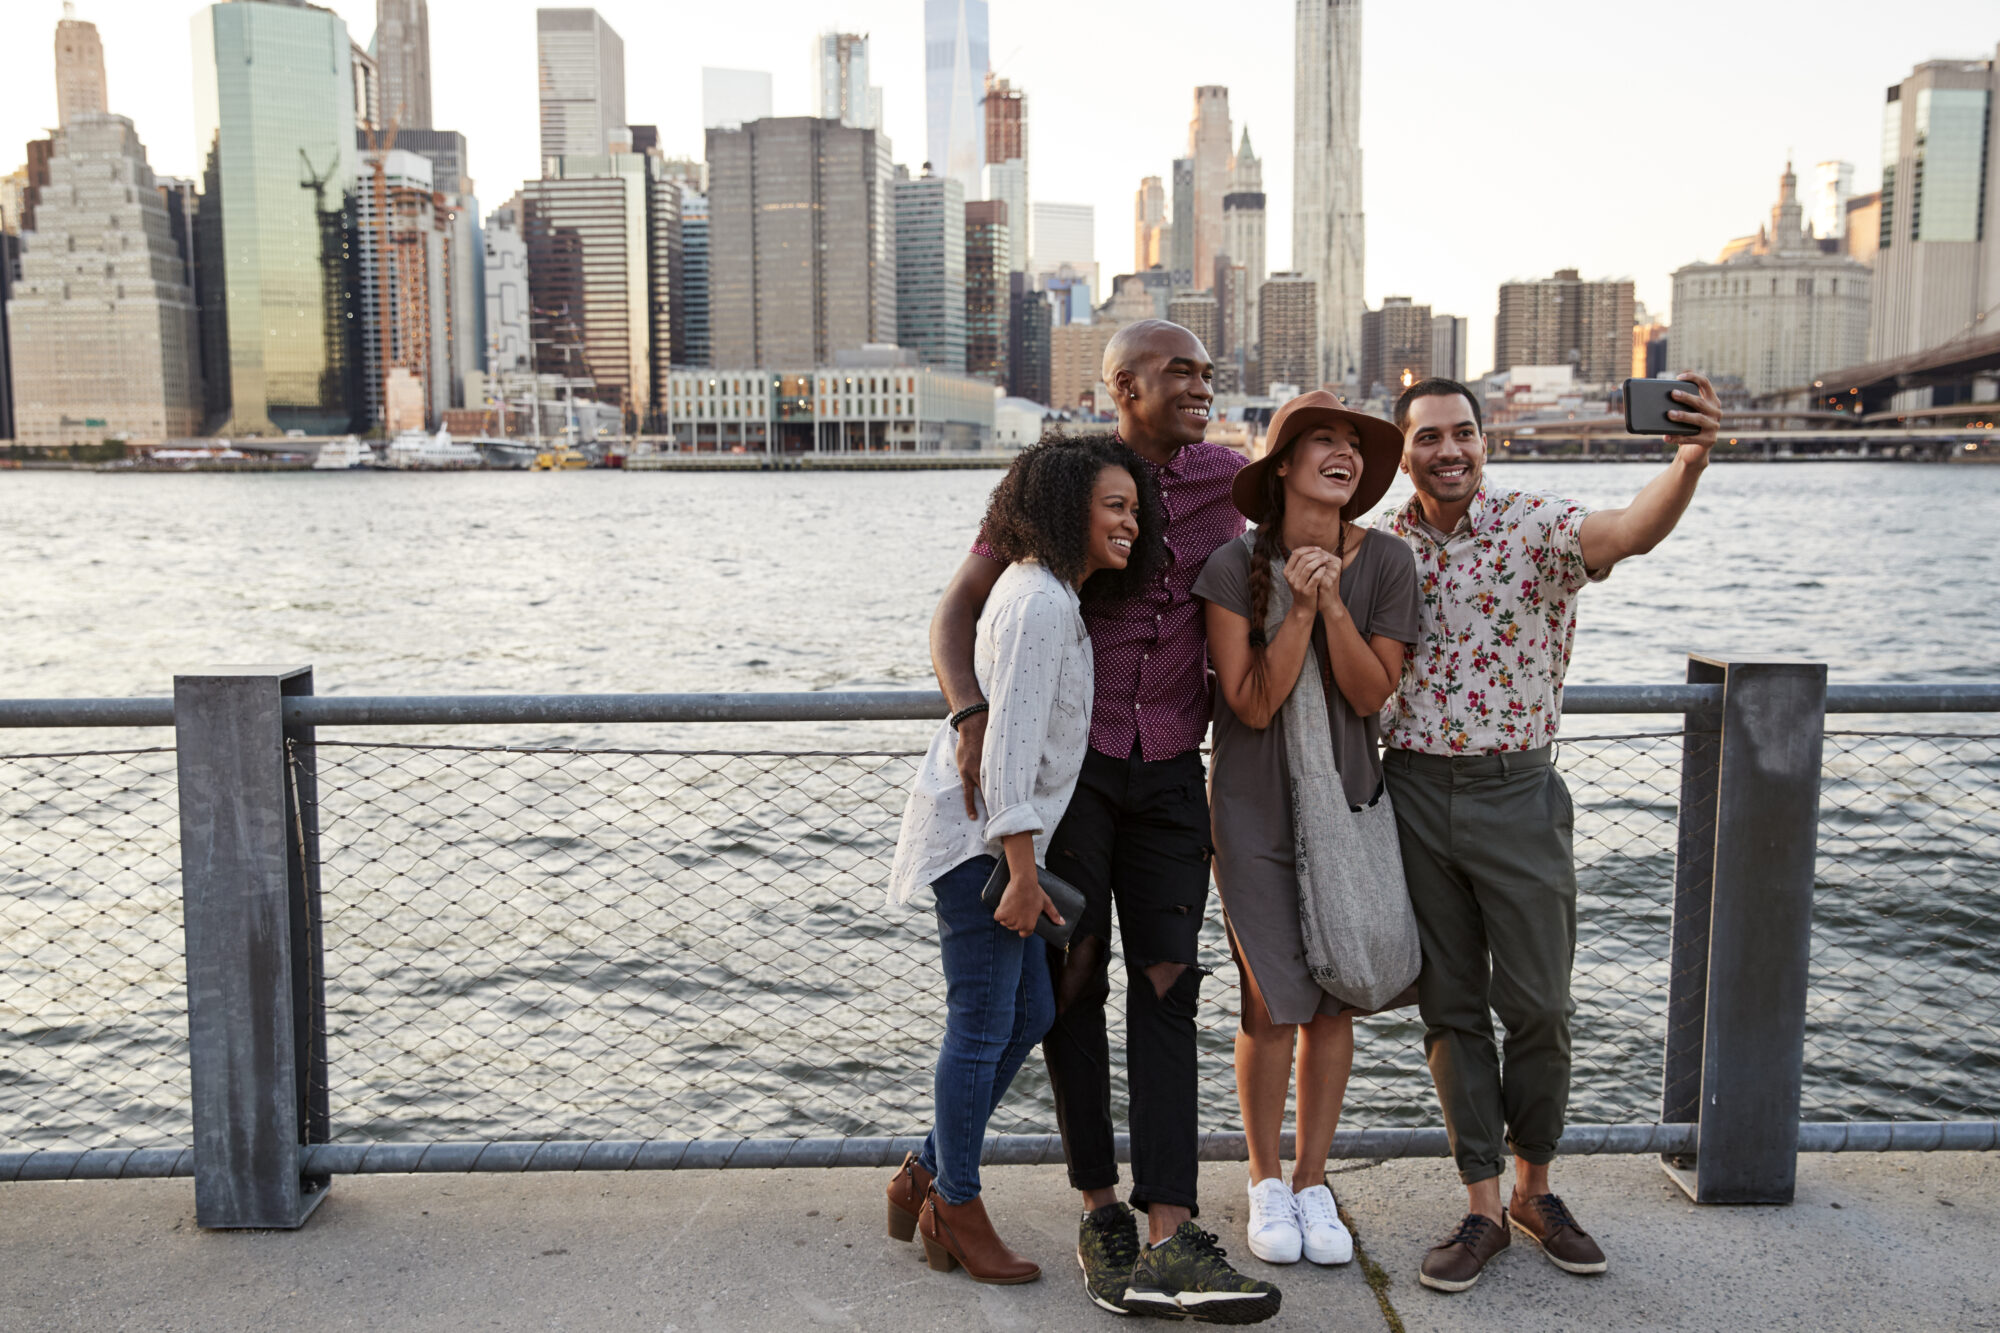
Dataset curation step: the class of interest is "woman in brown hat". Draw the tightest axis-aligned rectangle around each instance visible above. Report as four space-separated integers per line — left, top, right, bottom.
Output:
1190 391 1422 1268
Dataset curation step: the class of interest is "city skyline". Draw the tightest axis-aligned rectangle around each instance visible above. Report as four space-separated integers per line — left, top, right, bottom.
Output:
0 0 1994 379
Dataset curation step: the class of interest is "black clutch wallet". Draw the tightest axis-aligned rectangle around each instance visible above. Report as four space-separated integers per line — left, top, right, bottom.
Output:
980 856 1086 948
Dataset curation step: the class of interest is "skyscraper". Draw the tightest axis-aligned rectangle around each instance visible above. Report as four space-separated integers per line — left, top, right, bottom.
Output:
1135 175 1167 271
374 0 432 129
983 75 1028 272
1168 289 1220 357
1431 313 1467 381
965 199 1009 384
816 33 880 129
192 0 362 435
1294 0 1366 386
7 114 202 445
677 191 710 367
703 68 773 131
1259 272 1318 393
394 128 482 405
1031 200 1096 304
895 171 968 372
1213 260 1248 391
986 74 1025 163
1169 158 1195 289
351 42 382 131
1494 269 1634 383
354 148 452 430
644 166 683 425
1050 320 1119 411
1870 50 2000 366
1188 86 1231 292
483 202 530 376
706 117 897 368
1360 296 1432 398
518 152 666 426
924 0 988 200
537 8 627 162
1223 128 1266 347
1007 271 1051 405
55 2 108 128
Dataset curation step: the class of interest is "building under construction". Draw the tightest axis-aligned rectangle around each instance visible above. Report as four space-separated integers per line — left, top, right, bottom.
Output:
355 146 456 432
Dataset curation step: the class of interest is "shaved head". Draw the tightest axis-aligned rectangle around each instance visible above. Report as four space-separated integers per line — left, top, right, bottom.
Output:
1103 318 1214 457
1102 318 1206 383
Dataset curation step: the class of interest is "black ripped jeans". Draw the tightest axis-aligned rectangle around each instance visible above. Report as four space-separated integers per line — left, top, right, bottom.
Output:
1041 744 1212 1216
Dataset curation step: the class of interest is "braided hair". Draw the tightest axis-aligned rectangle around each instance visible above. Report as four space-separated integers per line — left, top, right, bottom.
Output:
1244 448 1345 690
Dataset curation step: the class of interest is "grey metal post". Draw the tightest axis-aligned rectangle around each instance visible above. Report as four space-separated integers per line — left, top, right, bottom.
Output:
1660 659 1723 1146
1662 656 1827 1205
176 666 330 1228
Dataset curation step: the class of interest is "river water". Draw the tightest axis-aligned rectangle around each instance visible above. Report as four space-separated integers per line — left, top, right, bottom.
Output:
1 463 1996 1150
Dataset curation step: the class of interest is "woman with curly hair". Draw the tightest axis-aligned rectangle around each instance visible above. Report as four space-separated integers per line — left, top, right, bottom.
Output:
887 434 1165 1285
1192 392 1421 1269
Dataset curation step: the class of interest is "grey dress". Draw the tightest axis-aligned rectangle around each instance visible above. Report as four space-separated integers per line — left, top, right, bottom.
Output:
1192 530 1423 1024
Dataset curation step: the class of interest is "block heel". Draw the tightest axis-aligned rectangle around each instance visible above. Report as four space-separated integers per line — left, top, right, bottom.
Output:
888 1198 918 1242
922 1233 959 1273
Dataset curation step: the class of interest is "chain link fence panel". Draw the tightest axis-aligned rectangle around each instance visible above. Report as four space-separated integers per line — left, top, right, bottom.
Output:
300 735 1689 1144
1807 732 2000 1121
0 749 186 1153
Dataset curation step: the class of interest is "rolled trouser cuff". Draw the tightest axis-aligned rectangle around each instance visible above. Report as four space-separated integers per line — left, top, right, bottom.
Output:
1130 1184 1200 1218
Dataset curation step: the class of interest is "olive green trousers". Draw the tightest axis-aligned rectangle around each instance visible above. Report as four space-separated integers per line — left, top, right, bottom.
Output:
1383 746 1577 1185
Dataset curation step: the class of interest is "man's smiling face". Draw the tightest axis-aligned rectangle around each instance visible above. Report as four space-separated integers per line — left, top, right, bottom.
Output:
1120 325 1215 447
1401 390 1486 506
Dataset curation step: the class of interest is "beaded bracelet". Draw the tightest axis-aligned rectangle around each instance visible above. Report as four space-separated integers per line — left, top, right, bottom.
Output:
949 702 990 731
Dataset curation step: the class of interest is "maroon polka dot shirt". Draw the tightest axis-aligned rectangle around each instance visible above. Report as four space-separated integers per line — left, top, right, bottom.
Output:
974 440 1247 762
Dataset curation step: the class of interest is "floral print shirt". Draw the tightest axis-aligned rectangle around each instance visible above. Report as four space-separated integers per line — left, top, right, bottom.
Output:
1375 485 1604 755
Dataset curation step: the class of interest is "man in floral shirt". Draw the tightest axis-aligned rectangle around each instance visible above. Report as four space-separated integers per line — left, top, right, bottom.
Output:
1376 374 1721 1295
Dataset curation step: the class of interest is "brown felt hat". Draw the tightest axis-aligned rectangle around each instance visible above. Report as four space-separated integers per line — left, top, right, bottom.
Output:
1230 391 1404 525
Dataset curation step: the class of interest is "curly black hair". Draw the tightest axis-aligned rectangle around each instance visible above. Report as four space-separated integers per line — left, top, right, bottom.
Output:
979 431 1167 602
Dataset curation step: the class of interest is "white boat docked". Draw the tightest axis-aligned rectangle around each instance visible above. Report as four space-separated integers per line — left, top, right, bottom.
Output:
312 436 376 470
383 426 483 470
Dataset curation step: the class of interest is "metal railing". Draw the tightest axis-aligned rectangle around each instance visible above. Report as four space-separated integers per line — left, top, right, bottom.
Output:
1 660 1997 1227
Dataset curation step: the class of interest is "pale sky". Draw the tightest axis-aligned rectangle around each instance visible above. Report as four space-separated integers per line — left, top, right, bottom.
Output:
5 0 1995 378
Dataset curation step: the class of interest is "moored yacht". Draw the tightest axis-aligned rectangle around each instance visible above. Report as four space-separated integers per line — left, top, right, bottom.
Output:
383 426 483 470
312 436 376 470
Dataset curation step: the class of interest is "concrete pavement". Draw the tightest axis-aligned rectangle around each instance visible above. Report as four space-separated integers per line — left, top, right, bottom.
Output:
2 1152 1995 1332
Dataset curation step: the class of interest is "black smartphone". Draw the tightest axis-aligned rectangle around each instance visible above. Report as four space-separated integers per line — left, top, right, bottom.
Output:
1624 378 1701 435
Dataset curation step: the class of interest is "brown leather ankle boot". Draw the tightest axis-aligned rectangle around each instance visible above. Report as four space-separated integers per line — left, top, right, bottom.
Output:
885 1152 933 1242
918 1187 1041 1284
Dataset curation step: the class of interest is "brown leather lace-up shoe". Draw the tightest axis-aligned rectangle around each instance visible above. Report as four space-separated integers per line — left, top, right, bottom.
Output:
918 1187 1041 1284
1418 1212 1509 1293
885 1151 933 1242
1507 1192 1608 1275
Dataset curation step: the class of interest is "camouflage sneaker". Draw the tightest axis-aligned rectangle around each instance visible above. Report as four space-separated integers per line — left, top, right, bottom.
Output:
1077 1201 1142 1315
1124 1221 1282 1324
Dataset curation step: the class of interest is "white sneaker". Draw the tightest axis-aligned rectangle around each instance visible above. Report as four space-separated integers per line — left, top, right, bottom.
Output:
1293 1183 1353 1265
1245 1177 1302 1264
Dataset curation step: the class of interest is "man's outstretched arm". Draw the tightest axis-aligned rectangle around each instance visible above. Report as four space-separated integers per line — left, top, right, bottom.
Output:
929 551 1007 818
1578 372 1724 572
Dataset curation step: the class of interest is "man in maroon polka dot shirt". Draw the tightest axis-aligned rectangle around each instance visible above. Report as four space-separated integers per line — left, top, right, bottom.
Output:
931 320 1266 1313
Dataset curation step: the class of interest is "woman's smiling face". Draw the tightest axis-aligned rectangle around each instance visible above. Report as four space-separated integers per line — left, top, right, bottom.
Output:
1278 422 1364 512
1085 464 1141 577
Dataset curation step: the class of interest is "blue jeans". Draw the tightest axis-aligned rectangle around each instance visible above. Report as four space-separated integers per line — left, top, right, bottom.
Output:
916 855 1057 1204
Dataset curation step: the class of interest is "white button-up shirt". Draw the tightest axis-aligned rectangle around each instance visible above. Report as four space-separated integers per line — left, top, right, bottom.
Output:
889 561 1094 904
1376 485 1605 755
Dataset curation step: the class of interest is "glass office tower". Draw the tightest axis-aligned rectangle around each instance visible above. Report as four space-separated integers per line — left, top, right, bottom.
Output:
192 0 362 435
